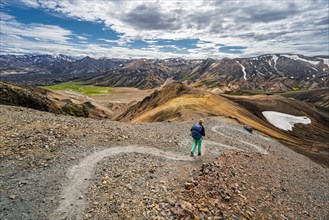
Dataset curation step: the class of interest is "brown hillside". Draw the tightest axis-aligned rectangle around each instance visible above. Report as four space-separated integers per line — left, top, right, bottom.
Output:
117 82 299 144
0 81 112 119
117 82 329 165
223 94 329 165
280 88 329 109
115 82 201 121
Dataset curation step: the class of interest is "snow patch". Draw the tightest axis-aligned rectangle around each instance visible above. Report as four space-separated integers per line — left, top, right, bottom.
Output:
236 61 247 80
310 67 318 72
271 55 279 70
264 67 271 74
321 58 329 66
262 111 311 131
256 70 264 76
210 62 217 68
282 55 319 65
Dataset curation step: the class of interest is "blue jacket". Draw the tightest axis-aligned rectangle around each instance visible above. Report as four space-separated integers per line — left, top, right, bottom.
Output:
191 124 205 140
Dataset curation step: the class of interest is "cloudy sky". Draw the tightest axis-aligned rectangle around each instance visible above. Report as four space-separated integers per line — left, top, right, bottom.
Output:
0 0 328 58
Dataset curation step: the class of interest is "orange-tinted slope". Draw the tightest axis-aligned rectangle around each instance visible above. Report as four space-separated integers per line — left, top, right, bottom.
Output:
117 82 329 166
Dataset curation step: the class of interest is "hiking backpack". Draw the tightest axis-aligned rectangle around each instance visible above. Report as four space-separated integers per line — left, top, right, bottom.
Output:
191 124 203 140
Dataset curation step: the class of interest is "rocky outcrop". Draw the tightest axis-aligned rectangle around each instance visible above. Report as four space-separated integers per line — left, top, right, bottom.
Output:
0 81 61 113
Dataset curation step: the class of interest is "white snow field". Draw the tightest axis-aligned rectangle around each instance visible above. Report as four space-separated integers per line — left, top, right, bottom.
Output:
282 55 320 65
320 58 329 66
236 61 247 80
262 111 311 131
271 55 279 70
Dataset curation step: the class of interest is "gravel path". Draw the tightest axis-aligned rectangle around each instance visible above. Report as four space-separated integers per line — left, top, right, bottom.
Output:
211 125 269 154
1 105 328 220
50 146 194 220
51 124 270 220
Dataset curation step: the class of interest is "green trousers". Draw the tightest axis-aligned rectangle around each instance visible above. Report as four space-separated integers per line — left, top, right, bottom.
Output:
191 138 202 154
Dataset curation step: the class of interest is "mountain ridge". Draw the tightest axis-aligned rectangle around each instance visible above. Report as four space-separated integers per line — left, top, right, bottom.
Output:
1 53 328 92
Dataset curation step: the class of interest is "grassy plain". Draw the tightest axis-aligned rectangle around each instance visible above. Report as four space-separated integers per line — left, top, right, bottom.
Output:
41 82 112 96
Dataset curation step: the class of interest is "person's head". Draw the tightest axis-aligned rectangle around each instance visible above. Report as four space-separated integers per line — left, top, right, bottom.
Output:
198 119 204 125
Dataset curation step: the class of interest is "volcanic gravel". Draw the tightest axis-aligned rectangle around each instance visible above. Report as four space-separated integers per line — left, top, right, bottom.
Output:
0 105 328 220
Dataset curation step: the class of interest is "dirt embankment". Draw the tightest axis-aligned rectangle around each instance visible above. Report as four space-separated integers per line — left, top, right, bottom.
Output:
0 81 112 119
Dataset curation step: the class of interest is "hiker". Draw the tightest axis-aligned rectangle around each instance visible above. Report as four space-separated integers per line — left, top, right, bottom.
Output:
190 119 205 156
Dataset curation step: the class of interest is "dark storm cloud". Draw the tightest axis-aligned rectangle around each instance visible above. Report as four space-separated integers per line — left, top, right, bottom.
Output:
237 3 298 23
186 12 215 30
122 4 181 30
316 17 329 25
238 31 290 41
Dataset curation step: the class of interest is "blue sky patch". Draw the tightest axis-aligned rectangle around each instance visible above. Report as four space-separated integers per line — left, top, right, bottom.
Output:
219 46 248 54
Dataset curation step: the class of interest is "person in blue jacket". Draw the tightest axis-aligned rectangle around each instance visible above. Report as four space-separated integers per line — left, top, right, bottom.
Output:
190 119 205 156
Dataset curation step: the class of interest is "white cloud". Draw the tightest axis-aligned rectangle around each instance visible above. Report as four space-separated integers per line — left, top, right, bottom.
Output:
18 0 39 8
76 35 88 41
2 0 329 57
0 15 73 44
0 12 15 20
0 12 187 58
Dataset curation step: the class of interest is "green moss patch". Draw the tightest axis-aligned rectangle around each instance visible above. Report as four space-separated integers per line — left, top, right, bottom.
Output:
40 82 112 96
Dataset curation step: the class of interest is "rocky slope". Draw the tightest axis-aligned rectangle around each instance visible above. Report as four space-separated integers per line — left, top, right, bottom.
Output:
87 59 176 89
0 81 112 119
0 105 328 220
175 55 329 92
115 82 202 121
280 88 329 109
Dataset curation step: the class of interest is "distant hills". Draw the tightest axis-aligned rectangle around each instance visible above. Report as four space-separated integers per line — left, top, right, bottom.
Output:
1 54 328 92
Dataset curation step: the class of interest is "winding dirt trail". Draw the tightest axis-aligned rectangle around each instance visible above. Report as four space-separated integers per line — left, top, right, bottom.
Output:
50 125 270 220
49 146 194 220
211 125 269 154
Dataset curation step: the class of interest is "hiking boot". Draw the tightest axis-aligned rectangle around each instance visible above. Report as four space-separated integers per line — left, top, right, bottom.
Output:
198 153 201 156
190 152 194 157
